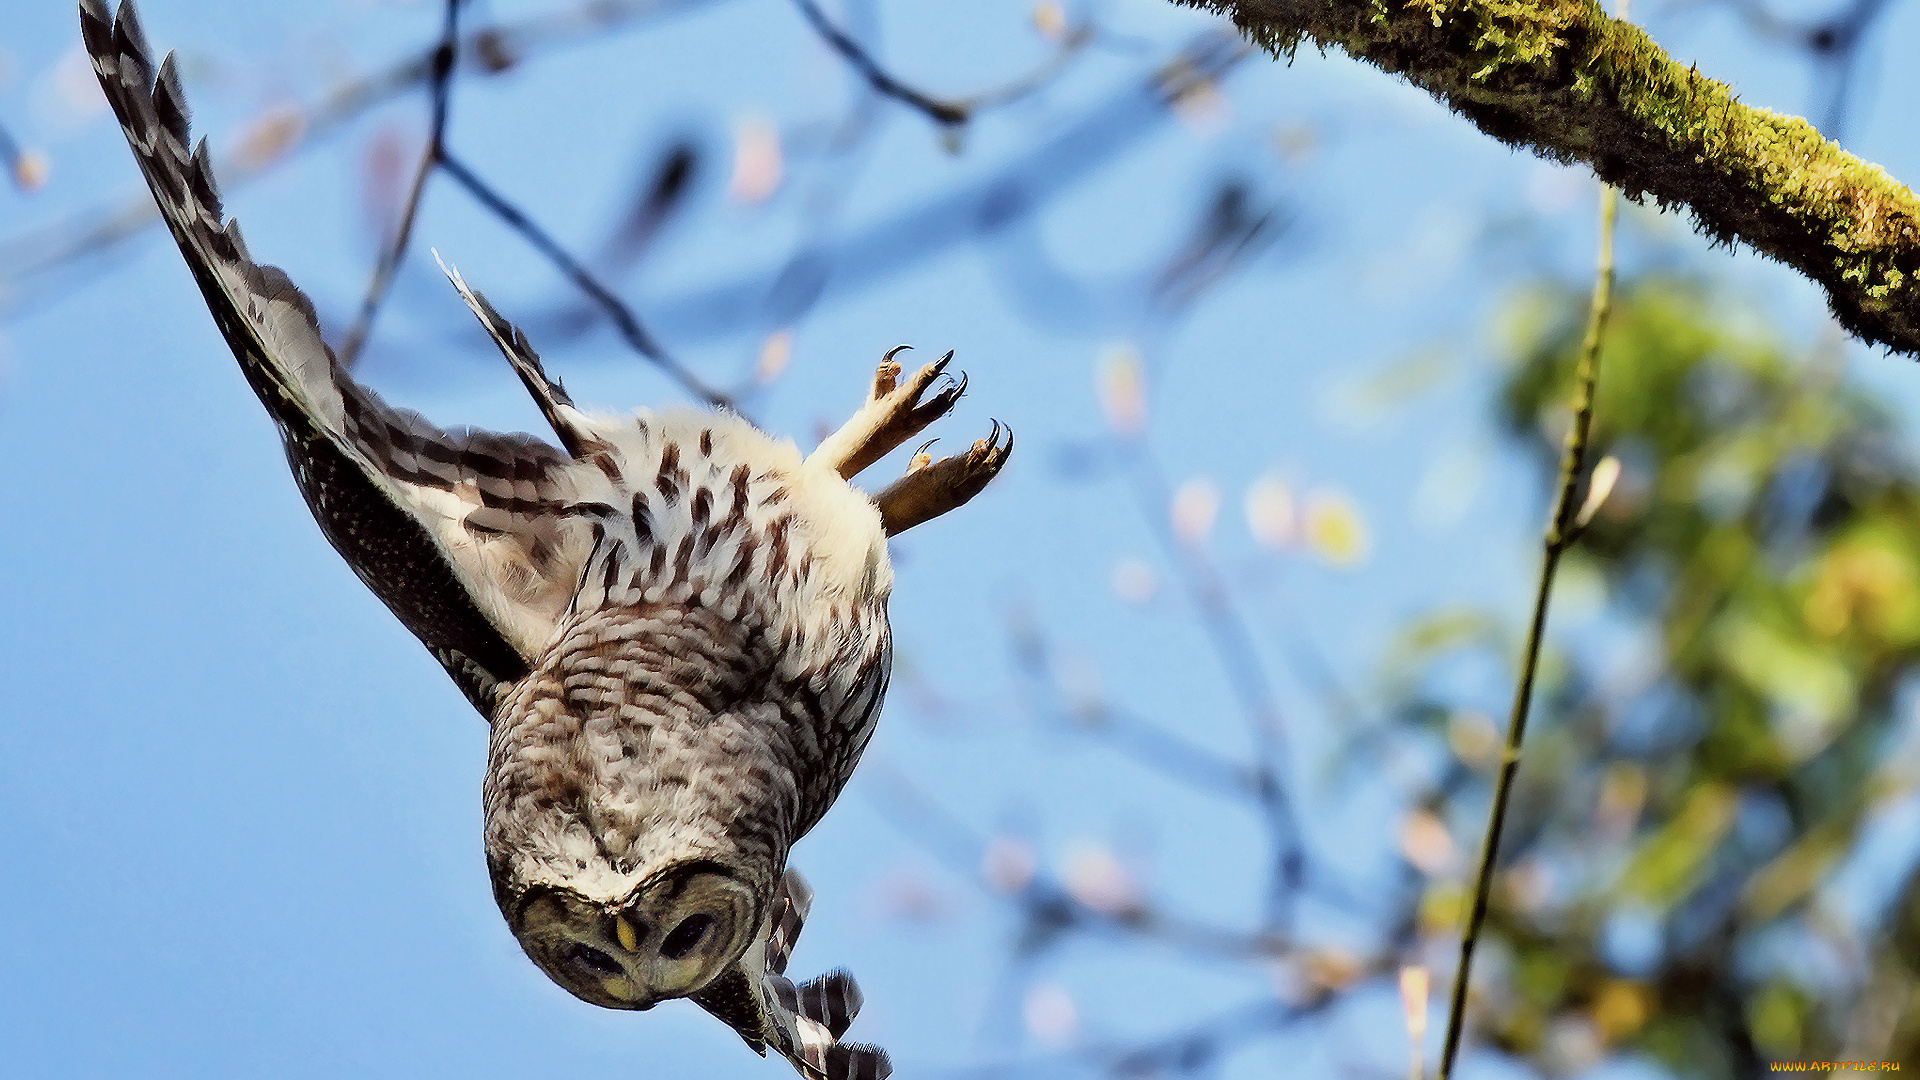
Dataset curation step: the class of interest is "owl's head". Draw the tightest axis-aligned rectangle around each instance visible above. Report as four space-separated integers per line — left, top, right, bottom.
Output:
500 858 764 1010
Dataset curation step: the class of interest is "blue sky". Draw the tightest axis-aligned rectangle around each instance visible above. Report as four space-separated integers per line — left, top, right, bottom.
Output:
4 0 1919 1077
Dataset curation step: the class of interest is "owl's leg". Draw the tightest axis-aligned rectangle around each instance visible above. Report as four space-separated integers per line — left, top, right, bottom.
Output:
873 422 1012 536
807 346 966 480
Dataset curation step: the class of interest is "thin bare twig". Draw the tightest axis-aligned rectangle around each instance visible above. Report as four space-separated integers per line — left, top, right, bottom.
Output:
1704 0 1896 137
957 24 1096 113
1436 180 1619 1080
1006 607 1263 799
789 0 968 125
862 760 1291 961
0 116 37 192
1 0 724 301
1077 702 1265 799
1124 450 1306 930
338 0 462 369
437 150 736 411
1095 997 1306 1076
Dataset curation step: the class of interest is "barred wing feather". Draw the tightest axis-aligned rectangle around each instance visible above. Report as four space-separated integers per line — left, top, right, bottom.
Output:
82 0 590 713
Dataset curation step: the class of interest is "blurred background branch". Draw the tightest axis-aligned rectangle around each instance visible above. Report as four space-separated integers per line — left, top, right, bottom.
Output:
337 0 461 369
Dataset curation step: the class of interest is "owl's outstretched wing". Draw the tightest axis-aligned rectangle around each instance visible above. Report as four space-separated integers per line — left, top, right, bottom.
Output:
82 0 594 714
694 871 893 1080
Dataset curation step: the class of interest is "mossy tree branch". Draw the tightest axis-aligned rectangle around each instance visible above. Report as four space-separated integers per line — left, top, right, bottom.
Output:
1179 0 1920 354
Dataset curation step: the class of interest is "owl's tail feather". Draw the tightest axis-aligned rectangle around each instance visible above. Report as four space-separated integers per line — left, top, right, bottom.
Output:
765 969 892 1080
763 872 891 1080
772 969 862 1040
822 1042 892 1080
768 870 813 977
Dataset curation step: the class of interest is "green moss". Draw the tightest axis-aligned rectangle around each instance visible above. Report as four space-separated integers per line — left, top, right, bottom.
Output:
1182 0 1920 353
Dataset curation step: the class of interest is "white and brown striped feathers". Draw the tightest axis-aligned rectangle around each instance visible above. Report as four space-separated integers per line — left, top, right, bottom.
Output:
84 2 892 1075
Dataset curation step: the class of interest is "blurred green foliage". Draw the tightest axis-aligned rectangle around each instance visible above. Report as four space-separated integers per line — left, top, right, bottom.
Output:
1414 277 1920 1074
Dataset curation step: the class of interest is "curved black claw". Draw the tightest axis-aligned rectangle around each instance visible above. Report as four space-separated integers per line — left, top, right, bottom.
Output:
816 346 974 480
910 369 967 430
870 345 912 399
873 419 1013 536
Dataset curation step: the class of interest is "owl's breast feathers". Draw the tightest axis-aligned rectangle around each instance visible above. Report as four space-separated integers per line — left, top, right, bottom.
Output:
482 410 895 895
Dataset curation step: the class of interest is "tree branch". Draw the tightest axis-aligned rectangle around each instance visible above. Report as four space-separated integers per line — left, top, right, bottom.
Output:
1437 180 1617 1079
790 0 968 125
337 0 462 369
1 0 722 303
1005 605 1266 801
437 150 737 411
1180 0 1920 356
1123 447 1307 930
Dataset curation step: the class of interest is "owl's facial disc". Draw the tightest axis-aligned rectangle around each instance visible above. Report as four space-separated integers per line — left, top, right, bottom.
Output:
511 862 757 1011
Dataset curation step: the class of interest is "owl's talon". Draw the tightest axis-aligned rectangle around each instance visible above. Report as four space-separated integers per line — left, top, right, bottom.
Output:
809 346 967 480
874 421 1012 536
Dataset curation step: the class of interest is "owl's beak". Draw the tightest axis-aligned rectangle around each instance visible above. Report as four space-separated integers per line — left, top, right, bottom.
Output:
602 971 660 1010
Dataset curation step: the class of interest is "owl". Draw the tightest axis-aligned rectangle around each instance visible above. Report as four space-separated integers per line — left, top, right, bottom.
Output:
82 3 1011 1077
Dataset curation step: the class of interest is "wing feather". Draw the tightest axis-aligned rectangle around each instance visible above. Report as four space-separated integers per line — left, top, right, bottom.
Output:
434 252 600 460
82 0 588 714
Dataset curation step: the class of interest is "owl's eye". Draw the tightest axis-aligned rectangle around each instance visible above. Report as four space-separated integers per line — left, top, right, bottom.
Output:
564 942 623 977
660 914 715 960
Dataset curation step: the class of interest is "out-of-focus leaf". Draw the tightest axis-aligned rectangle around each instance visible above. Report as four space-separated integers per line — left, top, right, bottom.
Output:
1740 817 1853 922
753 328 793 386
1305 490 1367 565
1591 979 1651 1041
1448 709 1501 772
1747 981 1808 1056
1594 762 1648 836
1618 782 1736 905
1096 345 1146 438
1171 475 1220 547
1244 473 1295 548
1800 521 1920 648
1398 807 1459 877
1109 557 1157 605
727 114 781 204
1419 881 1467 935
1710 605 1855 751
1023 982 1078 1047
1400 966 1431 1050
1383 608 1498 678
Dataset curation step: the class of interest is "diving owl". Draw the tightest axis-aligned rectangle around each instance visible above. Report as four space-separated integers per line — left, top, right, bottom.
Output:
81 3 1010 1077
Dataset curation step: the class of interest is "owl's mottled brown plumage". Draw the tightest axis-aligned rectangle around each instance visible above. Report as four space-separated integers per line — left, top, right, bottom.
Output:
83 2 1008 1076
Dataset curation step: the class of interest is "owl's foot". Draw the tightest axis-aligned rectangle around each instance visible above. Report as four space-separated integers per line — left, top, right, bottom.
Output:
808 346 966 481
874 421 1012 536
